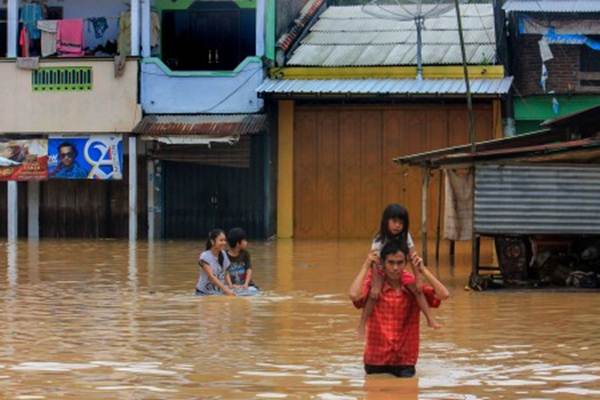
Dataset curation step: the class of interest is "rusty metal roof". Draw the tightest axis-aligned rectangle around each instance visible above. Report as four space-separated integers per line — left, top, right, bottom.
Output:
133 114 267 136
287 3 497 67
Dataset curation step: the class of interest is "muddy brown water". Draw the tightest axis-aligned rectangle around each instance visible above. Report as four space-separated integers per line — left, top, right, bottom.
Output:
1 239 599 399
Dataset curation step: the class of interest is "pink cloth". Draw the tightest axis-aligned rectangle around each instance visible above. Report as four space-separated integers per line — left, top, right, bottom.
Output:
57 19 84 57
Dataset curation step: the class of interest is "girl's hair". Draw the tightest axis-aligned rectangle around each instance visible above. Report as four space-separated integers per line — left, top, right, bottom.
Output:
206 228 225 266
375 203 410 246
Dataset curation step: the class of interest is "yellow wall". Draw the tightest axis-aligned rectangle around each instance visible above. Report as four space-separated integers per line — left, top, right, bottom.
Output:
277 100 294 238
0 59 141 133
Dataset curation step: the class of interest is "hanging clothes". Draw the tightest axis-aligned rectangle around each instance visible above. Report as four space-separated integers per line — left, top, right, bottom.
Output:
118 11 131 56
20 2 43 40
37 20 58 57
443 169 473 241
151 12 161 48
85 17 114 52
19 27 30 58
57 19 84 57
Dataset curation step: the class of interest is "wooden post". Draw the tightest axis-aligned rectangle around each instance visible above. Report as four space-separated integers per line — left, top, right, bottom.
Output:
7 181 18 241
27 181 40 239
277 100 294 238
421 167 430 266
129 136 138 241
147 158 155 241
435 169 443 263
6 0 18 57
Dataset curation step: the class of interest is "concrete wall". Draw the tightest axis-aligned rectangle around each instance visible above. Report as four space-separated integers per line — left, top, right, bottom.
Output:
0 59 141 133
141 58 264 114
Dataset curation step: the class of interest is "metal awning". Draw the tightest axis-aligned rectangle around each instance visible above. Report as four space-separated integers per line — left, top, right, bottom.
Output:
257 78 513 98
134 114 267 139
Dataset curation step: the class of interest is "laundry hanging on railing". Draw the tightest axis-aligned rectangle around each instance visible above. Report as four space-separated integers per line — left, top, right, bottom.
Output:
57 19 84 57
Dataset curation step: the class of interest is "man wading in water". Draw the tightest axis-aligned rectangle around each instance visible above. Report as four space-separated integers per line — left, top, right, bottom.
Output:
349 240 449 377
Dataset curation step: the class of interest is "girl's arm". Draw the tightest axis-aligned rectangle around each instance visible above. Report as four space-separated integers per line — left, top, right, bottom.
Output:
225 272 233 289
243 268 252 288
349 251 378 302
201 262 235 296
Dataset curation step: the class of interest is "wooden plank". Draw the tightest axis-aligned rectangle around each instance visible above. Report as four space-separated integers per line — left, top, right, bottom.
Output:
317 110 340 238
360 110 383 238
294 110 319 238
339 110 364 238
382 109 406 208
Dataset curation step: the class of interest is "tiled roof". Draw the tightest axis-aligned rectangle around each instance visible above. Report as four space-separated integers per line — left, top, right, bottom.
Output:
134 114 266 136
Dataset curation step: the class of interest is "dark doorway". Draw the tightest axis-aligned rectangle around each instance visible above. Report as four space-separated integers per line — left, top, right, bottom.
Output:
161 1 256 71
162 136 270 239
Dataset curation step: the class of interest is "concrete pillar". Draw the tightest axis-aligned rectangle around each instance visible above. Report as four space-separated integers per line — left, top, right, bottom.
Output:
27 181 40 239
256 0 266 57
7 0 18 57
7 181 18 241
141 0 151 58
129 136 138 241
130 0 141 56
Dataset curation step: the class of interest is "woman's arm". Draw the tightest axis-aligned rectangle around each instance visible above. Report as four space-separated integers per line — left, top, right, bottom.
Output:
349 251 378 302
243 268 252 288
225 272 233 289
201 262 235 296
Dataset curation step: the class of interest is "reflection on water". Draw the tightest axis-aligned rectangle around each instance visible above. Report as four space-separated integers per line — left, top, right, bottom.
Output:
1 239 599 399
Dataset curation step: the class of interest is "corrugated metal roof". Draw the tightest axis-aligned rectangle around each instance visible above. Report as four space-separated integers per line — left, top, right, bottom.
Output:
287 3 496 67
475 165 600 235
503 0 600 13
257 77 513 96
133 114 267 136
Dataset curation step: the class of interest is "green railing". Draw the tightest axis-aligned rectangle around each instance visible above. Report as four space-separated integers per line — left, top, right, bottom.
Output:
32 67 93 91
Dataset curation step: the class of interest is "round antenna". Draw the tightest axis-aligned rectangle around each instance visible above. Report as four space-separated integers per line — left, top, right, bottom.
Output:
361 0 457 80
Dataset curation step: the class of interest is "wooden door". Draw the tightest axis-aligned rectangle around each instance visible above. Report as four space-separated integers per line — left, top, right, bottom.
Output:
293 104 496 239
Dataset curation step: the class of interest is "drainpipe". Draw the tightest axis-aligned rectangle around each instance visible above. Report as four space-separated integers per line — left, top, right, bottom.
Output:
7 0 18 57
141 0 151 58
130 0 140 56
256 0 266 57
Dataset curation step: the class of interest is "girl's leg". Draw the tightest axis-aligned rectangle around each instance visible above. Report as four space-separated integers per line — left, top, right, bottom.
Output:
407 283 441 329
357 269 384 338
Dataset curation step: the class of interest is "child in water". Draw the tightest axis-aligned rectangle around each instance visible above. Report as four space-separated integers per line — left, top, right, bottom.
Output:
226 227 259 295
196 229 235 296
358 204 442 337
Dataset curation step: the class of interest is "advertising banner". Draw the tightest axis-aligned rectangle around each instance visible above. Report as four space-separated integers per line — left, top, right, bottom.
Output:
48 135 123 180
0 139 48 181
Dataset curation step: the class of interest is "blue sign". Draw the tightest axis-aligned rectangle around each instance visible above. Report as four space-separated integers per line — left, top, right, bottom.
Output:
48 135 123 180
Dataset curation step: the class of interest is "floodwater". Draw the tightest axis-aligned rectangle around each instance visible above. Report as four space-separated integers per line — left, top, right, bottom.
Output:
1 239 599 400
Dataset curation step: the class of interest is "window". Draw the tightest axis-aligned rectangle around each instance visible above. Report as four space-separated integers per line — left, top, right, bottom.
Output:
580 37 600 73
0 9 7 57
162 1 256 71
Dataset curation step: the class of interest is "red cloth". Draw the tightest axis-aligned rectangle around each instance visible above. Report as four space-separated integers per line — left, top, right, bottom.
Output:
19 27 30 57
57 19 84 57
423 285 441 308
354 270 420 366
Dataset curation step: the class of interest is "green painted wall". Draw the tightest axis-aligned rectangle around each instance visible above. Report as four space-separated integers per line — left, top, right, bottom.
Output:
515 95 600 134
515 95 600 121
266 0 275 61
155 0 256 10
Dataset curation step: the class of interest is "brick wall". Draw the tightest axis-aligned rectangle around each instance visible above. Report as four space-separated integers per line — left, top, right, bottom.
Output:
513 34 580 96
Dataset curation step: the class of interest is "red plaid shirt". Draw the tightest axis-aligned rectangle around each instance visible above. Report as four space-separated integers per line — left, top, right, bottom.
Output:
353 270 420 366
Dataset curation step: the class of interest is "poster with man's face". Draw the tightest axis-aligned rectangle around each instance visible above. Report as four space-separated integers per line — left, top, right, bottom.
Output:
0 139 48 181
48 135 123 180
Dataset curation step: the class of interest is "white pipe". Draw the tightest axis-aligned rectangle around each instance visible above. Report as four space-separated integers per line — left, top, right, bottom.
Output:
7 0 18 57
141 0 151 58
130 0 141 56
256 0 266 57
129 136 138 241
7 181 18 240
